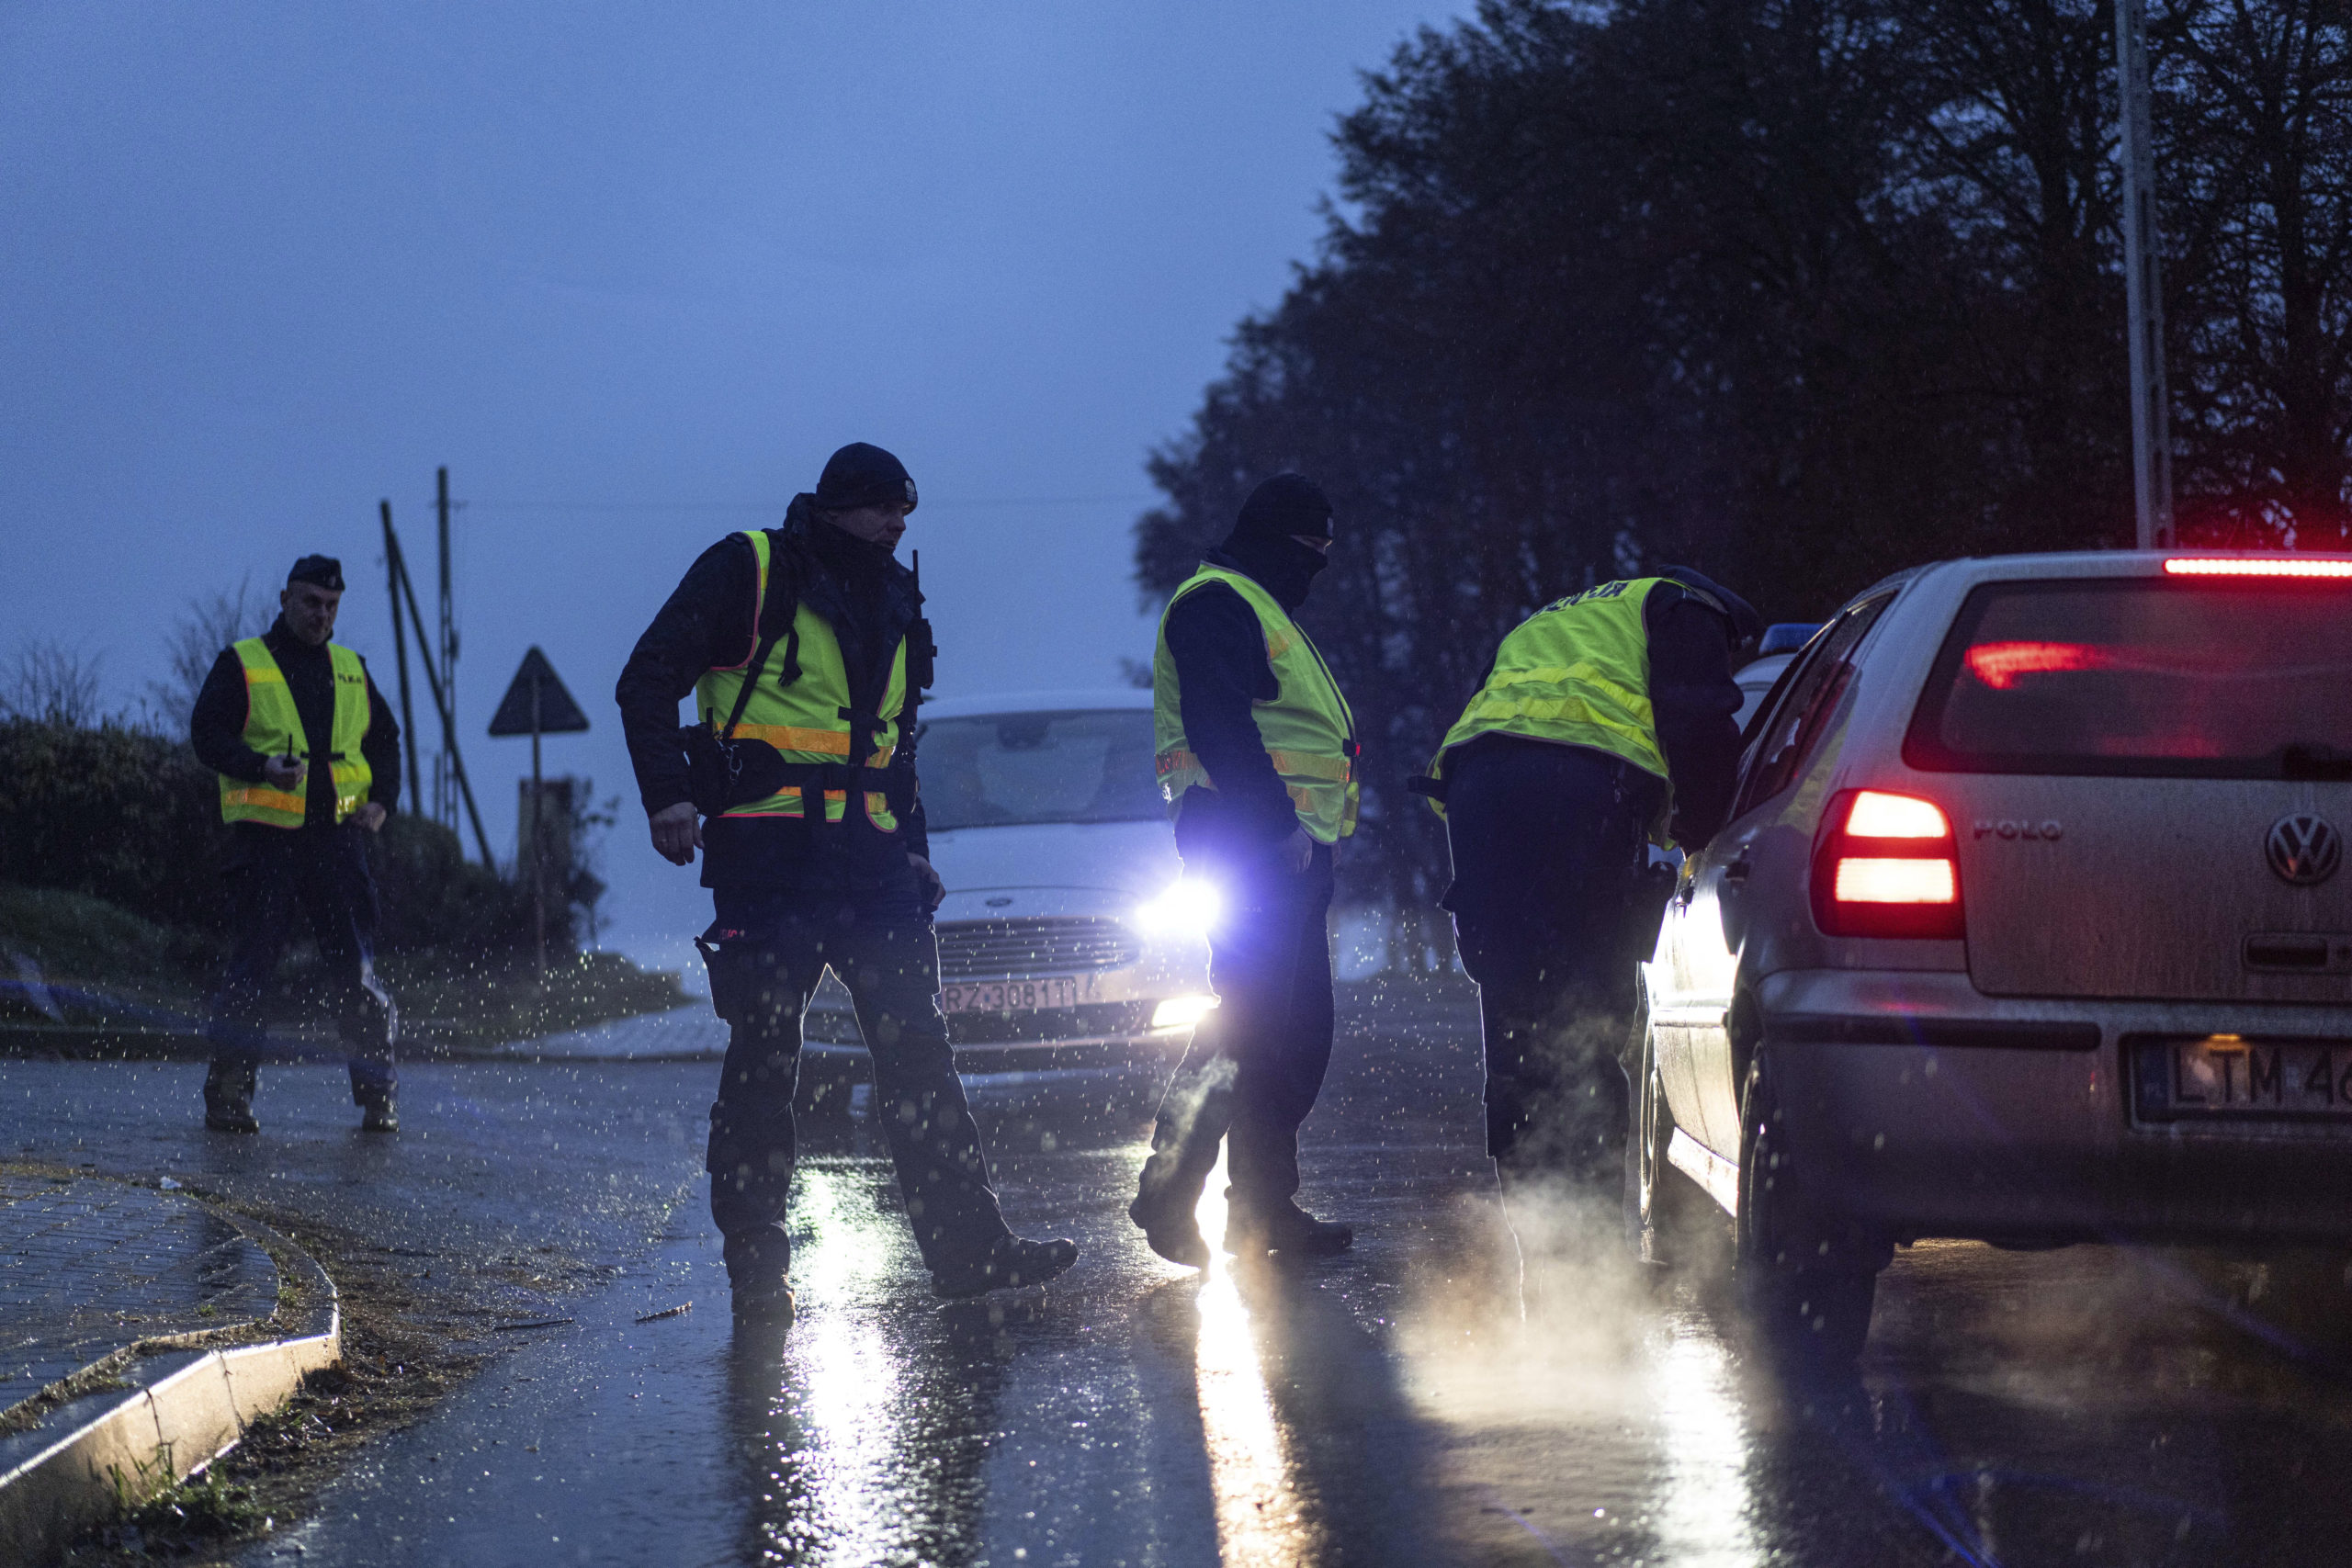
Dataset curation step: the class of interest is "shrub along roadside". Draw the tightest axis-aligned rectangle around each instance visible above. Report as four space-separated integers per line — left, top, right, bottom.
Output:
0 717 545 955
0 718 682 1049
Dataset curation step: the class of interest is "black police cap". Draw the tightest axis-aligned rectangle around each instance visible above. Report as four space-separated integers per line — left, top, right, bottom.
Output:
288 555 345 592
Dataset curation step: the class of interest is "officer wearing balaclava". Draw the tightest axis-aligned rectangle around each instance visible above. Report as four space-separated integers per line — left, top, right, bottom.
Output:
1418 565 1760 1263
616 442 1078 1324
1132 473 1361 1267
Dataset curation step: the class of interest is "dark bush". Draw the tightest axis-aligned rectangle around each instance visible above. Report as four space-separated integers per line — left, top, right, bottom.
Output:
370 811 545 955
0 717 225 929
0 717 539 955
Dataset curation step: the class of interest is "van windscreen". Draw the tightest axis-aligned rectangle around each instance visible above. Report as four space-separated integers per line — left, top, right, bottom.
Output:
1904 578 2352 778
918 709 1165 829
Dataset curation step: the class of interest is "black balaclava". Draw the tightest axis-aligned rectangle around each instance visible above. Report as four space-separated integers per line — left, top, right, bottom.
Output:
806 441 914 611
1217 472 1332 611
1653 564 1764 655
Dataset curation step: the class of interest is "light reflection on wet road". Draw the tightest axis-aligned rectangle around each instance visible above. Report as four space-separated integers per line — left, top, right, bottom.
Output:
8 987 2352 1565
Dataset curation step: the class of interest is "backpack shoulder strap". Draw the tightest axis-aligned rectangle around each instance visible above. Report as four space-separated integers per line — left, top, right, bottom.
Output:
718 529 802 740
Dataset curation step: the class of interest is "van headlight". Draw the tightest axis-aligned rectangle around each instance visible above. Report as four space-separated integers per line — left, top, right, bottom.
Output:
1135 878 1220 937
1151 994 1220 1031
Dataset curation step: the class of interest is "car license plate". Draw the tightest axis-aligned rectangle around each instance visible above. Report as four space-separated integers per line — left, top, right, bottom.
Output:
941 977 1083 1014
2132 1036 2352 1122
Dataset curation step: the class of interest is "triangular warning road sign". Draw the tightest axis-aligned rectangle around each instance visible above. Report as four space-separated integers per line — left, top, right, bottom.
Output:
488 647 590 736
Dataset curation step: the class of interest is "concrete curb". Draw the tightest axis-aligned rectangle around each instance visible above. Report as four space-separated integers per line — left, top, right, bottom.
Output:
0 1204 340 1564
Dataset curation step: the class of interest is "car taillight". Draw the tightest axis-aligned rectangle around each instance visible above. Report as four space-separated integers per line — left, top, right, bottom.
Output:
1811 789 1964 940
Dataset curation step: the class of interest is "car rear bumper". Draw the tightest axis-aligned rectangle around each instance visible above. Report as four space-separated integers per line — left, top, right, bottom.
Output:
1757 968 2352 1246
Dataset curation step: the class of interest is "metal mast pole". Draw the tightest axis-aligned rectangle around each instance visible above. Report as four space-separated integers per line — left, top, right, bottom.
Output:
530 671 546 981
379 501 423 813
436 465 458 829
2116 0 2174 549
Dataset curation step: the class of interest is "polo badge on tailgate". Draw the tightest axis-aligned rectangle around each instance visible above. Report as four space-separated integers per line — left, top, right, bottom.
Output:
1973 818 2063 840
2267 814 2342 886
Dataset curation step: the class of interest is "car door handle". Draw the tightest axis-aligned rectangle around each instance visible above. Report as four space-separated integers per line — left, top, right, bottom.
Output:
1721 854 1752 884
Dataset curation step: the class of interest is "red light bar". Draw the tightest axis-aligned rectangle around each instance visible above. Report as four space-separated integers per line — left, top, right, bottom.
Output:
2164 558 2352 579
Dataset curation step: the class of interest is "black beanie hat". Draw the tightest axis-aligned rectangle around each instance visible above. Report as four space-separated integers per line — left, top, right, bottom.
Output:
815 443 918 513
287 555 345 592
1232 472 1332 543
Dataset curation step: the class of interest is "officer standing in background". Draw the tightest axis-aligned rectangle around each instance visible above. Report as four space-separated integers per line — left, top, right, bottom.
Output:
190 556 402 1134
616 442 1078 1324
1417 568 1759 1224
1130 473 1359 1268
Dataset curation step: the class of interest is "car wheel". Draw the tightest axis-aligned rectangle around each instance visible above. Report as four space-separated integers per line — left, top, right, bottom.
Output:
1623 1000 1710 1268
1736 1047 1880 1365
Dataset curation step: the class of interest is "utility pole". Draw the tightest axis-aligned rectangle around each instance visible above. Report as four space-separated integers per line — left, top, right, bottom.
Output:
435 465 459 830
379 501 423 812
530 671 545 979
2116 0 2174 549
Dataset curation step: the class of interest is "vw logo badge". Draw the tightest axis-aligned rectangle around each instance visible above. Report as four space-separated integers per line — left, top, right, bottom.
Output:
2267 814 2343 886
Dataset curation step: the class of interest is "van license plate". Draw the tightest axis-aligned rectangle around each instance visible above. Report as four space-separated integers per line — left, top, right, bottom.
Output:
2133 1037 2352 1122
942 977 1082 1014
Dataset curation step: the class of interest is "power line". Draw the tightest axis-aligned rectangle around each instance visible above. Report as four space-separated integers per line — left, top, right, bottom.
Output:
437 493 1154 514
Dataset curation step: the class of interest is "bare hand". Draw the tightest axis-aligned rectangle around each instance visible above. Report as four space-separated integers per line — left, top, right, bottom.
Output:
262 753 305 791
909 853 945 912
650 801 702 866
1276 826 1313 874
351 802 388 834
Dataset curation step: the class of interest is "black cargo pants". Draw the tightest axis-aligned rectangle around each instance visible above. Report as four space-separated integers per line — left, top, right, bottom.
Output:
700 892 1011 1290
205 822 397 1102
1442 737 1667 1187
1136 841 1337 1222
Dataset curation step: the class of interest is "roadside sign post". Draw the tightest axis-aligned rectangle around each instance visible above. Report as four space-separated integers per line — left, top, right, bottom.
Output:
2115 0 2174 549
489 648 591 979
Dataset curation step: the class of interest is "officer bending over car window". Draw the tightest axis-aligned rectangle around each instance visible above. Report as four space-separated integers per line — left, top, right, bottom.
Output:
615 442 1079 1325
1417 568 1760 1240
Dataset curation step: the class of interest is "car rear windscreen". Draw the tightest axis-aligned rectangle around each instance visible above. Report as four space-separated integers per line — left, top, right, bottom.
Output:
1905 577 2352 778
919 709 1164 829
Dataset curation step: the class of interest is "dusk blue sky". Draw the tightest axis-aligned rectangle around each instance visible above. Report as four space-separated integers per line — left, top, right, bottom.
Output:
2 3 1468 964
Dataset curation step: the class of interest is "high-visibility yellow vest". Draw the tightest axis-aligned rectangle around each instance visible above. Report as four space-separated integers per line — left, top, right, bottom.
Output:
1427 576 1677 842
219 638 374 828
1152 564 1359 844
693 529 907 828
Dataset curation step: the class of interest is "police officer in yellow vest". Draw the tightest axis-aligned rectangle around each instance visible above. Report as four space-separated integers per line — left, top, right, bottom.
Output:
616 443 1078 1323
1418 568 1759 1213
189 555 403 1134
1130 473 1359 1267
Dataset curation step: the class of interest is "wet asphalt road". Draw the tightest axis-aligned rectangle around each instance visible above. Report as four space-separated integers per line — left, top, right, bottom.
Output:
9 991 2352 1566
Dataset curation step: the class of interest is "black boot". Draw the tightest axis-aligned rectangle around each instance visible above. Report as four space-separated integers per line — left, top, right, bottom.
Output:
1128 1195 1211 1270
203 1061 259 1134
355 1081 398 1134
933 1235 1080 1299
1224 1199 1353 1258
726 1228 796 1325
1130 1070 1229 1269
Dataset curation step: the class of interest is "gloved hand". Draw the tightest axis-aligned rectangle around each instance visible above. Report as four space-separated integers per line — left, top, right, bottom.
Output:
1274 826 1313 874
909 853 946 912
